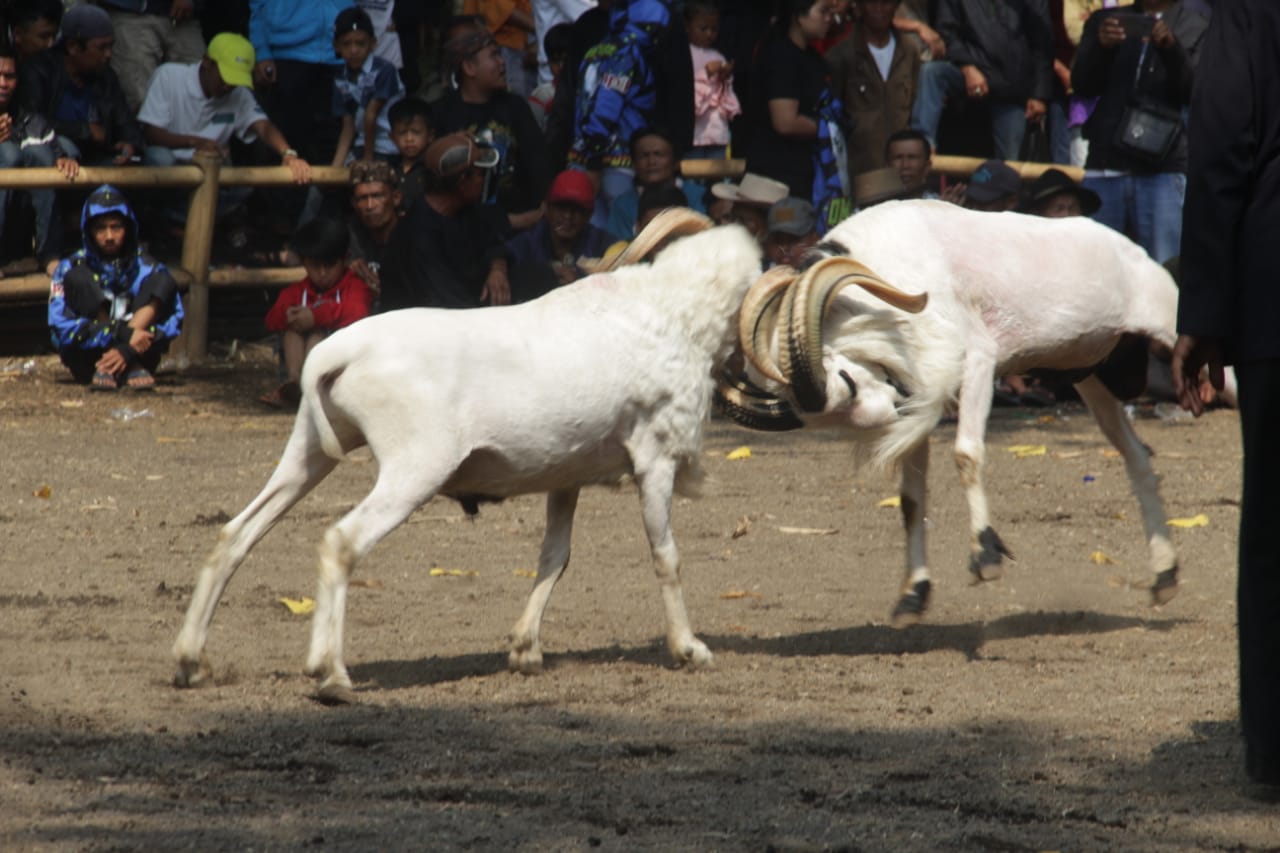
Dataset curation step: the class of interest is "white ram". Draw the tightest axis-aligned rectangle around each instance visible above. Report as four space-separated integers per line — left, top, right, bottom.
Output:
172 211 761 702
719 199 1180 625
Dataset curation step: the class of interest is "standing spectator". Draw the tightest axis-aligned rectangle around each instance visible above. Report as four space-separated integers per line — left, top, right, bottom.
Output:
47 185 183 390
18 4 145 166
1171 0 1280 803
357 0 403 78
138 33 312 225
464 0 537 99
528 21 570 129
0 38 79 277
261 216 374 408
744 0 851 233
97 0 206 112
7 0 62 65
542 0 611 171
330 6 404 165
1071 0 1206 263
432 25 549 231
532 0 595 86
684 0 740 160
605 127 705 240
826 0 922 176
909 0 1054 161
505 168 610 301
385 96 434 209
385 131 510 310
884 128 937 199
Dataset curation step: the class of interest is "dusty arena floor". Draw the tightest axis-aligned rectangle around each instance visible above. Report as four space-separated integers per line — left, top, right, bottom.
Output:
1 350 1276 852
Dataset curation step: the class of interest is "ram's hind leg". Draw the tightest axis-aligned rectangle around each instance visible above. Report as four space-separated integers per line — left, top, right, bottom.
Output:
508 488 580 674
892 441 933 627
955 348 1015 582
1074 375 1178 604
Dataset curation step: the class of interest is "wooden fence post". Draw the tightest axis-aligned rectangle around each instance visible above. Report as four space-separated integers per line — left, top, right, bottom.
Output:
174 149 221 364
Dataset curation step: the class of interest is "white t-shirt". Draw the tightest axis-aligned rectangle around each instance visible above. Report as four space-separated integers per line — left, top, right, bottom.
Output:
137 62 267 161
533 0 596 84
869 34 895 82
358 0 403 69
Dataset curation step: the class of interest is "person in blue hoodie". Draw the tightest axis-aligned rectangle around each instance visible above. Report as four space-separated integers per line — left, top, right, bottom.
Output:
48 186 183 391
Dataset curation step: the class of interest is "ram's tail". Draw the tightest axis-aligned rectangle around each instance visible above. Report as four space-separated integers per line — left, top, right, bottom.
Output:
298 338 354 461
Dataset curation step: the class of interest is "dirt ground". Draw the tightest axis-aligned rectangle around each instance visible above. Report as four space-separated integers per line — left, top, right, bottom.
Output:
1 350 1276 852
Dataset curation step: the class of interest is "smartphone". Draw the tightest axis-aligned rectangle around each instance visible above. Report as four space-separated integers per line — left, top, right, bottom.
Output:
1115 13 1155 39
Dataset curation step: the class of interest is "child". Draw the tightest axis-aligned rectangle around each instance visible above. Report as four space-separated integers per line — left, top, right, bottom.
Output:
261 217 375 408
528 21 570 131
385 96 434 210
685 0 740 161
47 185 183 390
331 6 405 165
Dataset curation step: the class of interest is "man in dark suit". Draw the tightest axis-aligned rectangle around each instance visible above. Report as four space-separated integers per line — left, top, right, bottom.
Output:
1172 0 1280 802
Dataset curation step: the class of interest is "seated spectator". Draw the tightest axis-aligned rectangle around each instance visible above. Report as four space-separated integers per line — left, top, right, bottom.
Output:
8 0 62 65
463 0 536 99
1019 167 1101 218
506 168 611 302
330 7 405 166
706 191 734 225
261 216 375 408
384 131 510 311
47 185 183 390
884 128 937 200
432 23 550 232
137 33 313 224
852 165 919 210
98 0 206 112
607 127 707 240
764 197 819 268
960 158 1022 211
709 172 790 246
826 0 921 176
0 39 79 277
18 4 144 166
386 97 435 210
346 160 409 303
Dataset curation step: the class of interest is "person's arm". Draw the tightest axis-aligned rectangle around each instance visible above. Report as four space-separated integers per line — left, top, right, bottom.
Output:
252 118 312 183
360 98 385 161
106 77 145 163
46 261 94 349
142 123 224 155
263 284 299 333
1026 0 1055 108
481 256 511 306
895 15 946 58
1069 11 1117 97
768 98 818 139
333 114 355 166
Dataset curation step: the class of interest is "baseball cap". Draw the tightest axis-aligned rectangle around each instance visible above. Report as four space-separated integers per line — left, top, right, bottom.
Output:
206 33 255 88
59 4 113 43
423 132 500 178
548 169 594 210
965 159 1021 204
767 198 817 237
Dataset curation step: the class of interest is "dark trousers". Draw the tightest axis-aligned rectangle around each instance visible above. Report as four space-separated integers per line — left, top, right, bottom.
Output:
1235 360 1280 784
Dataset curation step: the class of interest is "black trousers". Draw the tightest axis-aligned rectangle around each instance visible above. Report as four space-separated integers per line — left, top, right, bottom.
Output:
1235 360 1280 784
59 267 177 383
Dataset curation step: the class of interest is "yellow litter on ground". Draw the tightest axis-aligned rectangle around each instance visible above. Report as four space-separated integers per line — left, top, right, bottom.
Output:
1090 550 1116 565
278 597 315 615
1168 514 1210 529
429 567 480 577
513 568 537 579
878 495 901 508
726 446 752 460
1007 444 1047 458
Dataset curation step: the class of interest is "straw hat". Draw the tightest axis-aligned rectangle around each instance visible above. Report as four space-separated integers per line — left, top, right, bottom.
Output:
710 173 790 207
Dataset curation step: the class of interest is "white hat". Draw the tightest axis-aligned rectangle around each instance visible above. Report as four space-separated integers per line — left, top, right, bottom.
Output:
710 173 790 208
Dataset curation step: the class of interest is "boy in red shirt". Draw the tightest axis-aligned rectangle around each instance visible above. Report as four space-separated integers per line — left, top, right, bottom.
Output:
261 216 374 408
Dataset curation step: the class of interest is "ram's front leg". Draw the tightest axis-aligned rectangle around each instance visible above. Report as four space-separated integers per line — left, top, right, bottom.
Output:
891 440 932 627
955 347 1014 582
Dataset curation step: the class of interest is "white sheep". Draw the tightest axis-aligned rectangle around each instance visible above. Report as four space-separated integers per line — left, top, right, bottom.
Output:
719 199 1180 625
172 210 761 702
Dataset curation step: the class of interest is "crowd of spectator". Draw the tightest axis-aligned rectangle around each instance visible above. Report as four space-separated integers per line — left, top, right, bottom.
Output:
0 0 1210 399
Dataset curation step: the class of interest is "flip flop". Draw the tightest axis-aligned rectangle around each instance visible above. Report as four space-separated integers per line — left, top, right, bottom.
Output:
90 370 119 391
125 368 156 391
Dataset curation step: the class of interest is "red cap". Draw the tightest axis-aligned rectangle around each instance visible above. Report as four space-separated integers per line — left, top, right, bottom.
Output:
548 169 595 211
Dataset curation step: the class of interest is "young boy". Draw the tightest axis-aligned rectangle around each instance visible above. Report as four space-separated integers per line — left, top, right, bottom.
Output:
260 217 375 408
330 6 405 166
386 96 434 209
47 185 183 390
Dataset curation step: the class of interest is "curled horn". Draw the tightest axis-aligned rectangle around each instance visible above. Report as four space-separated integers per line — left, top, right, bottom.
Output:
713 371 804 432
780 257 928 413
738 266 798 385
579 208 714 273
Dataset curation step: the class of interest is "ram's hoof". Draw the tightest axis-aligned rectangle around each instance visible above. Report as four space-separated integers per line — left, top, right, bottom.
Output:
890 579 931 628
968 526 1014 582
316 681 357 706
172 655 211 688
1151 565 1179 605
508 648 544 675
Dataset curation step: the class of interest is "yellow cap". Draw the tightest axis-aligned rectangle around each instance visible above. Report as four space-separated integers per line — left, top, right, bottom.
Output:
207 33 255 88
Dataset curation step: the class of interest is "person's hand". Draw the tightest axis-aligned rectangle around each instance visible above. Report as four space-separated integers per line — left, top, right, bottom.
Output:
283 152 312 184
128 327 155 354
111 142 136 165
55 157 79 180
191 137 223 156
0 114 12 144
285 305 316 333
1053 58 1072 93
96 348 127 376
170 0 194 22
962 65 989 99
350 258 380 290
1098 16 1126 49
255 60 277 88
481 264 511 306
1150 18 1175 50
940 182 967 206
1170 334 1225 417
919 24 946 59
88 122 107 146
1025 98 1047 122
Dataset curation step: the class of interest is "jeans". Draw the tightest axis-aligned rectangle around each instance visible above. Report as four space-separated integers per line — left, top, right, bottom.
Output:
0 140 60 266
1083 172 1185 263
910 61 1028 160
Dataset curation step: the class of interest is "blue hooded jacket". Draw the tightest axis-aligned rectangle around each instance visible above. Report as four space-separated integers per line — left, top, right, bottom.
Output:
48 185 184 351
